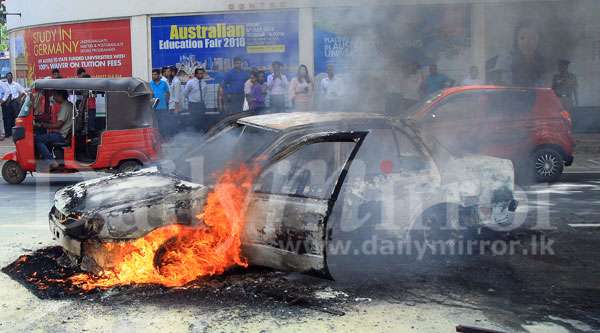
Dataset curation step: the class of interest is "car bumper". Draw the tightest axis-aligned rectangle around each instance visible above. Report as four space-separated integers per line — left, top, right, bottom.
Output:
48 206 82 258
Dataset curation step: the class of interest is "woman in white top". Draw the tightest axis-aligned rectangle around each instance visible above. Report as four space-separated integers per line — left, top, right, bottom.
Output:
289 65 314 111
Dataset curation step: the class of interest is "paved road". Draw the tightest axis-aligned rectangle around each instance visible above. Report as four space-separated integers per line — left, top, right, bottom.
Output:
0 172 599 332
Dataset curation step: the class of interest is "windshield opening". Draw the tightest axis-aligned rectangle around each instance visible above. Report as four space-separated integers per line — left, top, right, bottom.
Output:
174 123 278 184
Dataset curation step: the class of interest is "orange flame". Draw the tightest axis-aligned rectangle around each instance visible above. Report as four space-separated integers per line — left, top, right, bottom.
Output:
69 163 259 290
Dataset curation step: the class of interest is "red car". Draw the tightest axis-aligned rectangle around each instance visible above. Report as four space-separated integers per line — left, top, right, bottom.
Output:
410 85 575 182
1 78 161 184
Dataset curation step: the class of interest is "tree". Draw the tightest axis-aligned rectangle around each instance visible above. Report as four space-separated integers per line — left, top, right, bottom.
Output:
0 25 7 52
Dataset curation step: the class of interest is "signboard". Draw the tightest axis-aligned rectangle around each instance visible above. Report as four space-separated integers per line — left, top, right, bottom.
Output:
151 10 299 74
23 19 132 80
313 5 470 75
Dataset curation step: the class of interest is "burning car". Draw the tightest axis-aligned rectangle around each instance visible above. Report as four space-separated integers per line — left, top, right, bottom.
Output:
48 112 518 288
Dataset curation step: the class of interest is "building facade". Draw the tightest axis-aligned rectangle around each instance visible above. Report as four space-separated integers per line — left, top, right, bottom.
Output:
7 0 600 108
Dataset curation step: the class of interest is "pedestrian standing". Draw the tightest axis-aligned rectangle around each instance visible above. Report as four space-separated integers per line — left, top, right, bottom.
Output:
420 64 453 98
462 66 483 86
183 67 208 133
0 79 9 140
289 65 314 111
150 69 171 139
320 64 345 111
266 61 288 113
167 66 182 136
552 59 578 112
2 72 25 138
245 71 267 114
222 57 249 115
161 67 169 82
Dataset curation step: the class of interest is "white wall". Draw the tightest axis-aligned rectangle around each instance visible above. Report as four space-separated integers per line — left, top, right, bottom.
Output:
6 0 550 30
130 16 150 80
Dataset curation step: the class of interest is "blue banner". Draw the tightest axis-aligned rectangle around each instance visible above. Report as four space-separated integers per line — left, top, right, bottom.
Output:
151 10 299 75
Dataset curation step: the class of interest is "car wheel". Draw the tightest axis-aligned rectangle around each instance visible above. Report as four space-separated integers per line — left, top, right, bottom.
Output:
117 160 142 174
2 161 26 184
533 148 564 183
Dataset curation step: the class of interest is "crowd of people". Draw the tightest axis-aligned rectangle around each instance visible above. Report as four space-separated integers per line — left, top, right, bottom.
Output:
149 57 348 137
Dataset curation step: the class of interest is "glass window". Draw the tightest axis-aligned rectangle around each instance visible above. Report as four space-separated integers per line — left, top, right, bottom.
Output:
429 92 486 122
351 129 431 177
485 90 536 116
175 124 277 183
255 141 356 199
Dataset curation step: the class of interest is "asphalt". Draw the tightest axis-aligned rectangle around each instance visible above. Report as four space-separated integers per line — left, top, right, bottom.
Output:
1 136 600 332
0 162 600 331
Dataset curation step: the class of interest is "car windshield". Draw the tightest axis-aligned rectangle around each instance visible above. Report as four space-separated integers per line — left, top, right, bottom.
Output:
403 92 443 119
173 123 278 183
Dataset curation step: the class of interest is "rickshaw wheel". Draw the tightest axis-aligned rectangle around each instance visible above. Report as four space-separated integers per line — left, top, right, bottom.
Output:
117 160 142 174
2 161 26 184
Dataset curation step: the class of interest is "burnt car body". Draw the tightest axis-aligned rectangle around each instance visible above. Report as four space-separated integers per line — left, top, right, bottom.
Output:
49 112 518 279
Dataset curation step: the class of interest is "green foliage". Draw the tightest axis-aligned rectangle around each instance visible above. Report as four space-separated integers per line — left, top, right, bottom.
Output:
0 25 7 52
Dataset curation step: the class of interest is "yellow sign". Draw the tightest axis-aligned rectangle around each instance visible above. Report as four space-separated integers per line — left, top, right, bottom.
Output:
246 45 286 54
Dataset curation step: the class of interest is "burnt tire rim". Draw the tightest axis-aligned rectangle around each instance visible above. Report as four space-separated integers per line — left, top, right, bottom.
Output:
535 153 559 177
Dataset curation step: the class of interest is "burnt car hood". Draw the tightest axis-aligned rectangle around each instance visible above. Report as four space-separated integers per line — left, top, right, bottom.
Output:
53 169 209 239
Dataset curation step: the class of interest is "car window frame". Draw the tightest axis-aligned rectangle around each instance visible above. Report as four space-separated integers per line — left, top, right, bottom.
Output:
426 91 486 123
254 131 368 201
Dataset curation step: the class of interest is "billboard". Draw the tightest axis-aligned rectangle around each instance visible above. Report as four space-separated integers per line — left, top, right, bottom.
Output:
313 5 471 75
22 19 132 81
151 10 299 74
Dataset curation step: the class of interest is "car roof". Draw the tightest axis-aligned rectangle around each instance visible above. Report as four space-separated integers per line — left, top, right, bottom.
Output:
32 78 152 96
441 85 552 95
238 112 387 131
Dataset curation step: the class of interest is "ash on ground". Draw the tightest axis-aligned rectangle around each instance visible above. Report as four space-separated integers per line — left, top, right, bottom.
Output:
1 247 349 316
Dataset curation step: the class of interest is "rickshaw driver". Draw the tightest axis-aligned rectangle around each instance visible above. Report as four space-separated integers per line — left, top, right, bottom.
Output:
34 90 73 169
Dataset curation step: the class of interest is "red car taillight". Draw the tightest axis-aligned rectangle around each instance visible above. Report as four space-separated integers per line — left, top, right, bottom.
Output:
560 110 572 129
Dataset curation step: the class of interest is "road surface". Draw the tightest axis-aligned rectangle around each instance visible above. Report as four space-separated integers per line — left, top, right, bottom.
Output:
0 170 599 332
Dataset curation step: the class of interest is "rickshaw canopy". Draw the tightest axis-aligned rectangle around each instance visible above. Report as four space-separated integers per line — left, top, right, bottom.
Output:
32 78 152 97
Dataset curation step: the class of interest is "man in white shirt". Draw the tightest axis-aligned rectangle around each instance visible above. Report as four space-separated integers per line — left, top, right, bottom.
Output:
266 61 288 113
2 72 25 138
167 66 182 114
183 67 208 132
0 79 9 140
462 66 483 86
320 64 345 111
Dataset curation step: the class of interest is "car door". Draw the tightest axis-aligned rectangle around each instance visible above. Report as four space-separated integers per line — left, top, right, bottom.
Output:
328 126 442 239
243 132 366 274
325 125 443 281
483 89 537 159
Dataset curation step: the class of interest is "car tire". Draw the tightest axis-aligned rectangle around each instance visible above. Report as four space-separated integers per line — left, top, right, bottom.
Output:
533 148 564 183
2 160 26 184
117 160 142 174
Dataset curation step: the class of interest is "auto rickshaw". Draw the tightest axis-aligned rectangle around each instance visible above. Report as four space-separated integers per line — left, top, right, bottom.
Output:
1 78 161 184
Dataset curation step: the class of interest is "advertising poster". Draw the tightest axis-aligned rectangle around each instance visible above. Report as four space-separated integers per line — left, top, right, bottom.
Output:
151 10 299 109
151 10 298 74
313 5 471 75
11 30 29 86
23 19 132 81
